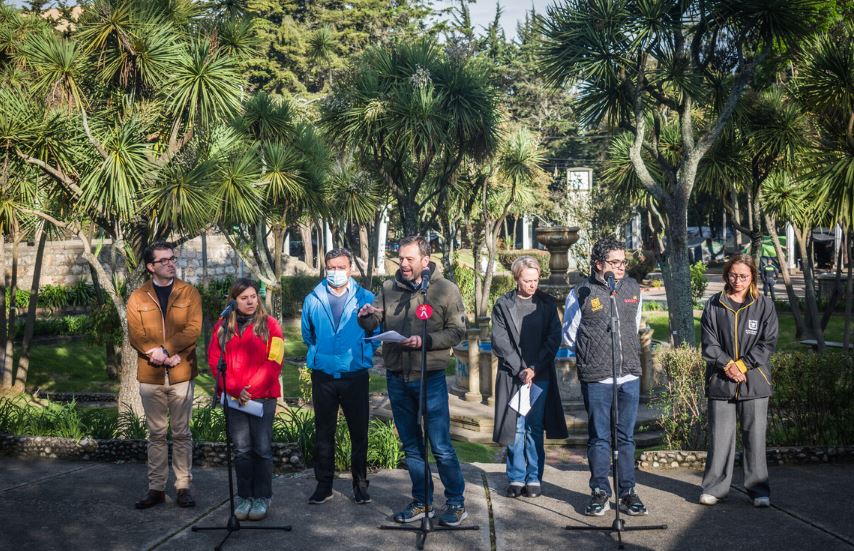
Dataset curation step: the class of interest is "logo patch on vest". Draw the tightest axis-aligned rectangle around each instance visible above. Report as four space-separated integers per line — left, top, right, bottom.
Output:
590 297 603 312
746 319 758 335
624 295 639 304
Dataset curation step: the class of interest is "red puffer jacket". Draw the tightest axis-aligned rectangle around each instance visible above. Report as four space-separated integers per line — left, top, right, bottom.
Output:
208 315 285 400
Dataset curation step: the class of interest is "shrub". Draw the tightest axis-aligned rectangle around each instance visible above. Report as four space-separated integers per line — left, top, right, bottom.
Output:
769 351 854 446
453 263 515 317
191 406 226 442
626 249 656 281
496 249 551 279
651 345 708 450
690 261 708 306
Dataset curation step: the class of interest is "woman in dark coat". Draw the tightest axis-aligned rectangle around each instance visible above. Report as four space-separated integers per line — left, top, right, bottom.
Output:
492 256 568 498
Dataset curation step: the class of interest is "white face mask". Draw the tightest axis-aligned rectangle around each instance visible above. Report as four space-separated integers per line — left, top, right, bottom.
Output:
326 269 348 288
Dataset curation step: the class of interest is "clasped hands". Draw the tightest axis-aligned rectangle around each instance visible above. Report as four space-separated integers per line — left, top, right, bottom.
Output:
146 347 180 368
724 359 747 383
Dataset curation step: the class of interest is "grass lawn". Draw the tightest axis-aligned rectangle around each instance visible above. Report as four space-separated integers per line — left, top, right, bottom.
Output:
644 308 848 352
448 440 500 463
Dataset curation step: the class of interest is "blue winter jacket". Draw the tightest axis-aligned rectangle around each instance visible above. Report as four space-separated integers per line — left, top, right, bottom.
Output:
301 279 380 377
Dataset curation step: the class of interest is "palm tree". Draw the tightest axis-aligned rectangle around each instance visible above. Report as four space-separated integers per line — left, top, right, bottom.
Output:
541 0 832 346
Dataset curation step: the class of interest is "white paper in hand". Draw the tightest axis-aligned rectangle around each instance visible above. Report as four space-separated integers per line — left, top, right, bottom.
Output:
365 330 408 343
509 383 544 417
221 393 264 417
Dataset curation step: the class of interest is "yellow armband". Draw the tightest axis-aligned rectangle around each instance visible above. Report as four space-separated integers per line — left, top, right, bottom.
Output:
734 359 748 374
268 336 285 364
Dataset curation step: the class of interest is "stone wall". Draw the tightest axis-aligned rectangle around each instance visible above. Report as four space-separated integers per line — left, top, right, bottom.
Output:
0 434 305 472
3 233 316 289
637 446 854 470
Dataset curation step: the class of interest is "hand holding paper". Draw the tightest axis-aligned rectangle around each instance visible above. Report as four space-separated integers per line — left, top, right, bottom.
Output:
509 383 544 417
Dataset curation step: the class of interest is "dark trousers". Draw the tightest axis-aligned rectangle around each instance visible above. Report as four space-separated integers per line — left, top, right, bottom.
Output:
763 279 777 300
227 398 277 499
311 370 370 489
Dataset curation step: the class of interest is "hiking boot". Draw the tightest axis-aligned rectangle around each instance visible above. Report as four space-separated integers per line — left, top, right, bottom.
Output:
584 488 610 516
354 481 372 504
176 488 195 508
393 501 434 523
134 489 165 510
248 498 269 521
438 504 468 527
234 497 252 520
619 488 648 516
308 485 333 505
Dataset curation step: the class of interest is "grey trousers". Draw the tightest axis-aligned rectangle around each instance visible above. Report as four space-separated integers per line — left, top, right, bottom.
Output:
701 397 770 499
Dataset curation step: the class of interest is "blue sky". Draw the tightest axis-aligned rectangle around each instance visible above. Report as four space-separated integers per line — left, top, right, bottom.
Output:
434 0 557 40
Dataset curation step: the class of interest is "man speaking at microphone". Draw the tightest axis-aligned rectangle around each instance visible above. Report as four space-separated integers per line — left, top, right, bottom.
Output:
357 235 469 527
562 237 648 517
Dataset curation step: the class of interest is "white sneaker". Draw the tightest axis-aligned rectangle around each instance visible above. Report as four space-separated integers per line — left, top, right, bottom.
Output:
699 493 719 505
234 497 252 520
753 497 770 508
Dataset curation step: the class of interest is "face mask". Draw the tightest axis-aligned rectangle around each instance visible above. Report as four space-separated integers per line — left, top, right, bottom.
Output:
326 269 348 288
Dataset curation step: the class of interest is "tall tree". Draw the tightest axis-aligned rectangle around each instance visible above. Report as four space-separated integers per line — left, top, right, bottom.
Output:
542 0 831 345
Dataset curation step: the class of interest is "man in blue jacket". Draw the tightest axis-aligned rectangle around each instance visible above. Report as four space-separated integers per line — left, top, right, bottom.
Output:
301 248 379 505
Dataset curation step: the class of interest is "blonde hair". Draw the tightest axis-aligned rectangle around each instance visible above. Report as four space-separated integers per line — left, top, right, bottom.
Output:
511 256 541 280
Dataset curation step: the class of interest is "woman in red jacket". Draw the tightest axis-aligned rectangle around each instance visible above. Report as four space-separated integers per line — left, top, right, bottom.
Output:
209 278 285 521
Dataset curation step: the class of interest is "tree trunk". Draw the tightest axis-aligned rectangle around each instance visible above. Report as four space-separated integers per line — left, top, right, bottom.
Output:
844 229 853 349
2 225 20 389
399 194 420 237
201 230 210 362
299 222 314 272
117 321 143 417
731 190 743 249
272 223 285 324
359 224 370 266
765 214 805 337
794 225 824 350
662 199 695 346
820 240 844 330
16 227 48 390
0 234 6 384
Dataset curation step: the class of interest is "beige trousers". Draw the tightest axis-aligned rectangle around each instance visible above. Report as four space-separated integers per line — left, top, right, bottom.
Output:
139 378 195 491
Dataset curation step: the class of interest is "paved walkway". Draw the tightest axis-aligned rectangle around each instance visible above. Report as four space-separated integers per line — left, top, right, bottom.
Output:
1 457 852 550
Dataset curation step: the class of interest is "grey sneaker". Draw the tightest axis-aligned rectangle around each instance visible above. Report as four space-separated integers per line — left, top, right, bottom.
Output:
438 504 468 527
248 497 269 521
585 488 610 516
619 488 648 516
393 501 434 523
234 497 252 520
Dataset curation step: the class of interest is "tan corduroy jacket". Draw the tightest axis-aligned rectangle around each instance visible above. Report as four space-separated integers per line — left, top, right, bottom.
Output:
127 279 202 385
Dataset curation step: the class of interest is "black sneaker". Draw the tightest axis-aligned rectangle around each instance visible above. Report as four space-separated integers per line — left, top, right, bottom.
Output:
524 483 541 498
354 481 371 504
308 485 333 505
584 488 610 516
619 488 648 516
506 484 524 498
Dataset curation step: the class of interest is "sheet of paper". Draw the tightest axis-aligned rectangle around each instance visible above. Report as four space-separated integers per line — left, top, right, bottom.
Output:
365 330 408 343
221 393 264 417
508 383 544 417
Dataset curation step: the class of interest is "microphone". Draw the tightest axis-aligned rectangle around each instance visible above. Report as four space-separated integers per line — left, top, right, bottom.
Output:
604 271 616 293
420 268 432 293
219 300 237 319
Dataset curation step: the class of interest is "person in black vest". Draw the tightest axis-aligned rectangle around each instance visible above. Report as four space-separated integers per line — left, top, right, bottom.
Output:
491 256 568 499
760 258 779 301
562 238 647 517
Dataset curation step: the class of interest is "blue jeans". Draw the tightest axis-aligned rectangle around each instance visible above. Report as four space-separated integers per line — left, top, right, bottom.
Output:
581 378 640 497
387 371 465 507
227 398 277 499
506 380 549 484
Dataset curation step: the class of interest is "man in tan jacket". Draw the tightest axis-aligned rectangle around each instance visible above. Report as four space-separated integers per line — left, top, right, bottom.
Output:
128 241 202 509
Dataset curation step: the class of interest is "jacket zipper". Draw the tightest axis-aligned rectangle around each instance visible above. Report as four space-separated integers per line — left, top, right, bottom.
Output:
721 293 754 399
147 287 170 373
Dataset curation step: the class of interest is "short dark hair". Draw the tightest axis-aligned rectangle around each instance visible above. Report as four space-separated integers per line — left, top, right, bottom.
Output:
590 237 625 270
398 235 430 257
324 247 353 266
143 241 174 265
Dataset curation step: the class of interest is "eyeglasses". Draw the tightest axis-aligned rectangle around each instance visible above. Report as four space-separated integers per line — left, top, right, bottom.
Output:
727 273 751 282
152 256 178 266
604 259 628 268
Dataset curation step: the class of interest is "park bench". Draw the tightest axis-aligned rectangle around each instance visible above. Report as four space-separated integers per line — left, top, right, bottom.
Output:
799 339 854 351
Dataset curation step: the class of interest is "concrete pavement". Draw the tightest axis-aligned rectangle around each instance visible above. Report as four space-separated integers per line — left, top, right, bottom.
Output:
2 457 853 550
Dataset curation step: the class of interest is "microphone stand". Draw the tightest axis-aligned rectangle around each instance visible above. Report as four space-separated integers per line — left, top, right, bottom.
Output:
564 278 666 549
192 316 292 550
379 272 479 549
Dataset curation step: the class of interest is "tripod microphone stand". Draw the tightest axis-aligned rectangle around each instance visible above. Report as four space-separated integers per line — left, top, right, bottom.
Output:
192 304 292 550
379 271 479 549
565 274 666 549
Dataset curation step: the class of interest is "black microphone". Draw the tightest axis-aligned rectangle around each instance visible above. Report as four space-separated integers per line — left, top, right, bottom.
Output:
420 268 432 293
604 271 616 293
219 300 237 319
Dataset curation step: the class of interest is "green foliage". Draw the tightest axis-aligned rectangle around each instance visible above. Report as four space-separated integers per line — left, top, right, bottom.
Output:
79 408 119 440
115 404 148 439
273 406 316 462
297 367 312 403
651 346 708 450
496 249 551 279
690 261 708 306
191 405 226 443
14 314 91 340
627 249 656 282
769 351 854 446
452 263 515 316
5 282 97 312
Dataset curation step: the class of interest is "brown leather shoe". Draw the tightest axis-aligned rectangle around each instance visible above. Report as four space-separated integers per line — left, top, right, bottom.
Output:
135 490 165 509
176 488 196 508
